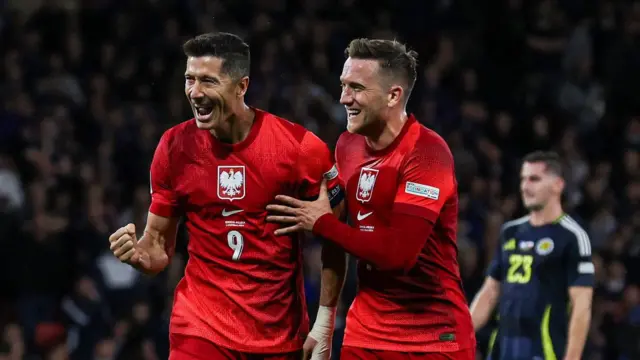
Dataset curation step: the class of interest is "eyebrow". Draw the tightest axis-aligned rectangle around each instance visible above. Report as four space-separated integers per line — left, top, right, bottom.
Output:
184 74 221 82
341 79 365 88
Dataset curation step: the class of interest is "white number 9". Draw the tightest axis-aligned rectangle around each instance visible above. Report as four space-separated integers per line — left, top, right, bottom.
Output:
227 230 244 261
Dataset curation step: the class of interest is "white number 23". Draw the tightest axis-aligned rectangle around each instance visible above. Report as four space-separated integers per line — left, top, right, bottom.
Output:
227 230 244 261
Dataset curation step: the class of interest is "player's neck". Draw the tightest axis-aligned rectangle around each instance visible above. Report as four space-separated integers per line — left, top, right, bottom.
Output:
529 202 564 226
365 111 408 151
210 104 255 144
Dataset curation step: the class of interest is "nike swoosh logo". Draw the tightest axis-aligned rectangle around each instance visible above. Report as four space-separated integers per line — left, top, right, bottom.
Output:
357 211 373 221
222 209 244 217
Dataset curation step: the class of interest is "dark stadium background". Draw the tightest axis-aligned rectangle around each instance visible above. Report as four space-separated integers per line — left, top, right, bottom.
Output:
1 0 640 359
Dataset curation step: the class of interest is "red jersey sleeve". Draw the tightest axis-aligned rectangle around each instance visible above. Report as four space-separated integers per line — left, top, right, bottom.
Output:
149 132 181 218
297 132 344 207
393 139 456 223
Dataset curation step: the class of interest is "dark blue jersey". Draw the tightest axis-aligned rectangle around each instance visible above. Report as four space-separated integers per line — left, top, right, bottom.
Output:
486 214 594 360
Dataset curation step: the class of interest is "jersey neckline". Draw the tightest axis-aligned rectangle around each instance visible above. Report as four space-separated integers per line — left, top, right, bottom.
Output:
207 107 265 152
365 114 417 156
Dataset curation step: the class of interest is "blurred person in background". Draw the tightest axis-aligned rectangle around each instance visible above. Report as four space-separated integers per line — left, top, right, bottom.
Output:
470 151 593 360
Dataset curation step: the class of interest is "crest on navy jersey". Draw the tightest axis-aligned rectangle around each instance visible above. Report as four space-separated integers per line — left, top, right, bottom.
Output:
536 238 554 256
356 167 379 202
218 166 246 201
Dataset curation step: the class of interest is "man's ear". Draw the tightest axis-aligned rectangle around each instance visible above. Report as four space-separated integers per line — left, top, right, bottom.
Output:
554 176 566 195
237 76 250 97
387 85 404 108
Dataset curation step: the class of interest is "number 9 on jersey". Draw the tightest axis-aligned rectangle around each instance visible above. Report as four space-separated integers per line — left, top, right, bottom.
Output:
227 230 244 261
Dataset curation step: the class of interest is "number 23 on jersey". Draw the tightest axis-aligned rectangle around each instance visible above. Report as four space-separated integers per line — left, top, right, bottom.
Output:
507 254 533 284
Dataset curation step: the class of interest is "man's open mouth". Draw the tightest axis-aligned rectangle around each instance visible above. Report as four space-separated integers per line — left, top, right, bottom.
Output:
347 108 361 119
195 105 214 116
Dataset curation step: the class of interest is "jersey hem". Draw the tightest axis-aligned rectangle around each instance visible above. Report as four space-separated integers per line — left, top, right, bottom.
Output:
342 338 471 352
169 328 304 354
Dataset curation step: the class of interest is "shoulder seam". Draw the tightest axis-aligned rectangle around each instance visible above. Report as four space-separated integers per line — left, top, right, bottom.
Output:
501 215 530 232
559 216 591 256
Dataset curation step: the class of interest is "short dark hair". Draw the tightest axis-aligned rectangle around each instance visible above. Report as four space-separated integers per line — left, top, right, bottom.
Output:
182 32 250 80
523 151 563 178
345 38 418 100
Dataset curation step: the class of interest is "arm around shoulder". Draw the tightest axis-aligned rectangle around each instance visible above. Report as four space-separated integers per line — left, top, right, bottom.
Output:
297 132 343 203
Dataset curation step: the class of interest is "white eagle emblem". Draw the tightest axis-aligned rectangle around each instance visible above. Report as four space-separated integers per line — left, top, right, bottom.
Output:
356 167 379 202
217 166 245 201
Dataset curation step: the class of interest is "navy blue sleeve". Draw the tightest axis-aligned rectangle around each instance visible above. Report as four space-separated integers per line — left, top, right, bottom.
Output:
565 231 595 288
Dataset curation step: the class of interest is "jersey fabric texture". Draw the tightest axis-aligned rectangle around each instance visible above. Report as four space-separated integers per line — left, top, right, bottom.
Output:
334 114 475 352
168 334 301 360
341 345 475 360
149 109 342 353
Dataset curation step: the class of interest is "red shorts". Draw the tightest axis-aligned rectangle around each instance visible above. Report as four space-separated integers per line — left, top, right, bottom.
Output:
169 333 301 360
341 346 475 360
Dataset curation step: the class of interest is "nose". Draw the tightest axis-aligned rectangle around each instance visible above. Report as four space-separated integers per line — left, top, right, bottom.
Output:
340 87 353 105
520 181 528 193
188 82 205 100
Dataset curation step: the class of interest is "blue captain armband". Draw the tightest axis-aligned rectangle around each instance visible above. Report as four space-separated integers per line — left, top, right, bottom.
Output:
302 184 344 208
322 164 343 208
327 184 344 208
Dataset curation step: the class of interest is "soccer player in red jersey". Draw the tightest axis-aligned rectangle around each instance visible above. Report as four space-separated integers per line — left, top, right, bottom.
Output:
267 38 476 360
107 32 347 360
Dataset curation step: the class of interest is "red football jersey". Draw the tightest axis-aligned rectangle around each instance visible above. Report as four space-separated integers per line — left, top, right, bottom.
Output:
149 109 341 353
334 115 474 352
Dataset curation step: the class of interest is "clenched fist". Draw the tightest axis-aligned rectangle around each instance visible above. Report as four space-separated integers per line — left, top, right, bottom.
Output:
108 223 152 269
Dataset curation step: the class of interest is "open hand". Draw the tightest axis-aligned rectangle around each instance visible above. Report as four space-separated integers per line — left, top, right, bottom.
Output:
267 179 332 235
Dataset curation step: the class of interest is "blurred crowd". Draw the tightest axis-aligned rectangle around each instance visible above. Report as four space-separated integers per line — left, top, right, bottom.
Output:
2 0 640 359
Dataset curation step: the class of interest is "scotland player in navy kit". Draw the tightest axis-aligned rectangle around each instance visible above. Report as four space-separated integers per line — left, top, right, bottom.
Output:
470 151 594 360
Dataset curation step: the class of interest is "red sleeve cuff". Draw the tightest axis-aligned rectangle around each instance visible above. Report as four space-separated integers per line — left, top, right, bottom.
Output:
312 213 338 236
149 201 177 218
